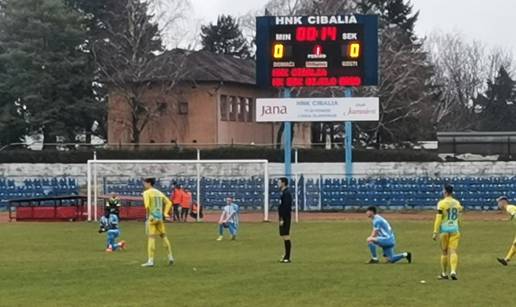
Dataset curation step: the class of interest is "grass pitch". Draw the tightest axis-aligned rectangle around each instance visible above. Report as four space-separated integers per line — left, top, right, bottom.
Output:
0 219 514 307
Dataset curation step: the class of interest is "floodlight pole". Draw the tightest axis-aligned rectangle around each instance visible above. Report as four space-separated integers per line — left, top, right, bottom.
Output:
344 88 353 180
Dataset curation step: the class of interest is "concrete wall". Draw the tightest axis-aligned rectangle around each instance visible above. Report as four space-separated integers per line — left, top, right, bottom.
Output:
293 161 516 177
3 161 516 185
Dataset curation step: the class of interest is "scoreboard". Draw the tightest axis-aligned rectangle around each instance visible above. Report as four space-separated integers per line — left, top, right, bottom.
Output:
256 15 378 88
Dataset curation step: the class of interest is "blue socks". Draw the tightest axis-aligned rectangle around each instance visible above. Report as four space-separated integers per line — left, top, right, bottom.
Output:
368 243 378 259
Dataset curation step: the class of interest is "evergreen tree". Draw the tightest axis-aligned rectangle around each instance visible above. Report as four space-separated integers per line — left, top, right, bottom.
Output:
92 0 164 79
475 67 516 131
0 101 25 145
0 0 101 146
201 15 251 59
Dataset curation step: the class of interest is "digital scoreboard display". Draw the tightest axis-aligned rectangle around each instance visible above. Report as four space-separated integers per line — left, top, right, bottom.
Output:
256 15 378 88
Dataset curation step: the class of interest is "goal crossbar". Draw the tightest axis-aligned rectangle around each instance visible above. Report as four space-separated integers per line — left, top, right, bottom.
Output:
86 159 270 222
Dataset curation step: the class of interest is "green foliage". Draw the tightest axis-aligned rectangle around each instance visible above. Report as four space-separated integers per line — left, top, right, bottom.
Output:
0 0 102 145
91 0 164 78
0 103 25 145
201 15 251 59
0 221 514 306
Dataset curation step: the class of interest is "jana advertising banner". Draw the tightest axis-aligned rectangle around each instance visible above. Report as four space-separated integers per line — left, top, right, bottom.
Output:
256 97 379 122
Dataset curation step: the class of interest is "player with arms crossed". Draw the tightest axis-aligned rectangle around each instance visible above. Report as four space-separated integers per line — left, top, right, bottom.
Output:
496 196 516 266
433 185 463 280
366 206 412 264
141 178 175 267
216 197 240 241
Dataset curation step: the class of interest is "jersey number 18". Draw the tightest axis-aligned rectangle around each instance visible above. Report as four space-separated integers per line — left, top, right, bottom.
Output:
447 208 458 221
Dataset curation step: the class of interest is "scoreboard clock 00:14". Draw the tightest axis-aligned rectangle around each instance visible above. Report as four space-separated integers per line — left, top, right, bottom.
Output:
256 15 379 88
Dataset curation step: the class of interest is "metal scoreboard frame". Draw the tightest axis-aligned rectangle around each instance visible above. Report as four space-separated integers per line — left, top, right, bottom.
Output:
256 15 379 88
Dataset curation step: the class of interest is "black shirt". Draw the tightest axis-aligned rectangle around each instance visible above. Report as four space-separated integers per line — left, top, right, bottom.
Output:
279 187 293 220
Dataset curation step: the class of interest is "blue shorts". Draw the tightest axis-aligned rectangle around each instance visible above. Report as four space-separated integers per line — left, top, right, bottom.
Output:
106 229 120 249
375 236 395 248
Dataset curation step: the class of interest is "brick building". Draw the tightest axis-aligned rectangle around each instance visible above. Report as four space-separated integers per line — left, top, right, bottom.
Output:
107 50 310 147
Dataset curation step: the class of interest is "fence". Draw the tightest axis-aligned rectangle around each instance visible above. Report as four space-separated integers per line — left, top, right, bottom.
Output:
2 171 512 214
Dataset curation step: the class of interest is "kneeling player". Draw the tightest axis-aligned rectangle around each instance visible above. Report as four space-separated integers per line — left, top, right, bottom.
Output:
217 197 239 241
496 196 516 266
99 208 126 252
366 206 412 264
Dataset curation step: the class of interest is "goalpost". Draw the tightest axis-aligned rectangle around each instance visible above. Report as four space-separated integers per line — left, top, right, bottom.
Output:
86 159 270 222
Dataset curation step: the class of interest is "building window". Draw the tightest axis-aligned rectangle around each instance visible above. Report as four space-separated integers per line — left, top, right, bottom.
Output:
220 95 255 122
229 96 237 121
178 101 188 115
220 95 228 121
247 98 254 122
239 97 246 122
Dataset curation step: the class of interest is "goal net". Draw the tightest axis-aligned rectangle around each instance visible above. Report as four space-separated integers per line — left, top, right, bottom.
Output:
86 159 270 222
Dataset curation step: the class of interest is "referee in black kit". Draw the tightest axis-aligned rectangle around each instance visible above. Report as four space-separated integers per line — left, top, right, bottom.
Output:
278 177 293 263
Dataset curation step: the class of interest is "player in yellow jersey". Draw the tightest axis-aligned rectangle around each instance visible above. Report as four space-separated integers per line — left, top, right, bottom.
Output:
141 178 174 267
496 196 516 266
432 185 463 280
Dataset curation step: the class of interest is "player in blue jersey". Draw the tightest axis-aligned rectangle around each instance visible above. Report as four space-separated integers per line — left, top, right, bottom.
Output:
98 207 126 252
216 197 240 241
366 206 411 264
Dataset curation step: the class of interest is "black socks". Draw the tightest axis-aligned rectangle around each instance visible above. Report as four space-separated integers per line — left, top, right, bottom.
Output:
284 240 292 260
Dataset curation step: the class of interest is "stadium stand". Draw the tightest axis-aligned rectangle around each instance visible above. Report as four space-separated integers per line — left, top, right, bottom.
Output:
1 176 510 212
0 177 79 210
103 176 508 211
314 176 507 211
104 177 266 210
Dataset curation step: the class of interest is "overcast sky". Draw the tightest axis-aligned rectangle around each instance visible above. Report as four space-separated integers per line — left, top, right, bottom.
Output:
189 0 515 54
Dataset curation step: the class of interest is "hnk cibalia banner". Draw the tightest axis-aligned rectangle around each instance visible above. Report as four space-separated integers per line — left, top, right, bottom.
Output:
256 97 379 122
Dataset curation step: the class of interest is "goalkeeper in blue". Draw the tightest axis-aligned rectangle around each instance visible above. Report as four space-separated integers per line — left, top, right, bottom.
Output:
98 207 126 252
366 206 412 264
216 197 240 241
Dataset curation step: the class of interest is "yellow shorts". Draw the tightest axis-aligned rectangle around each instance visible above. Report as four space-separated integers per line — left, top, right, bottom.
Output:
148 220 166 236
440 233 460 250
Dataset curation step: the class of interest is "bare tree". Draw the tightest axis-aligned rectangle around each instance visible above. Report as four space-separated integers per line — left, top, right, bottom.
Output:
93 0 189 144
148 0 197 48
426 31 514 130
264 0 358 15
353 27 433 146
